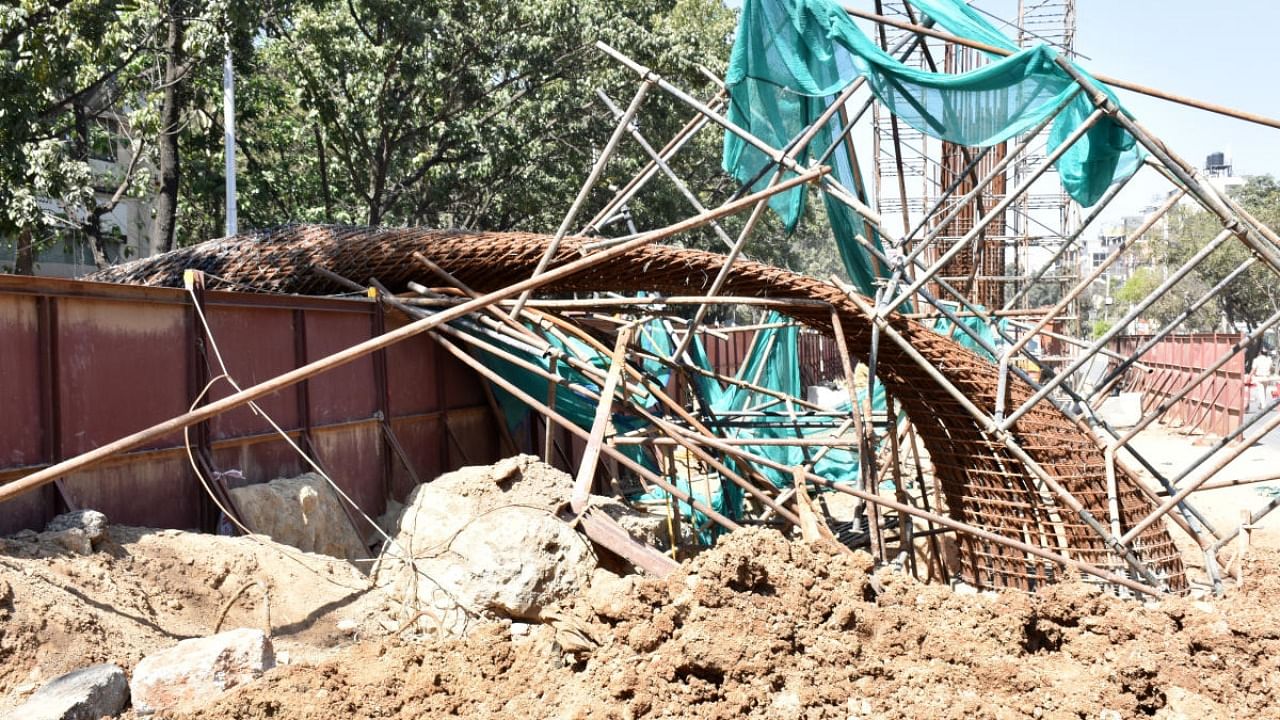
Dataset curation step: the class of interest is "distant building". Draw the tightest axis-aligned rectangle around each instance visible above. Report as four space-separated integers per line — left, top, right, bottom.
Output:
1082 150 1247 286
0 129 156 278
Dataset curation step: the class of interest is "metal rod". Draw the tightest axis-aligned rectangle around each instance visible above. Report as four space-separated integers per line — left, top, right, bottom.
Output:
674 414 1163 596
1021 220 1231 427
1054 56 1280 277
1121 403 1280 545
0 168 826 504
583 90 726 234
842 4 1280 131
1190 472 1280 493
1002 172 1136 311
597 41 884 228
595 88 735 252
841 289 1165 589
571 325 634 512
885 106 1102 311
1090 255 1254 400
511 79 654 317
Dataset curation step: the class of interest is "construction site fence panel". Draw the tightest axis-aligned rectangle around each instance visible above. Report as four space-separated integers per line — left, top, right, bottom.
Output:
0 275 501 535
0 277 845 534
1110 333 1248 438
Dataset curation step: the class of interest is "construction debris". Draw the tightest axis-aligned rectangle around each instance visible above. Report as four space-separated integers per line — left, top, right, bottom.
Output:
9 0 1280 716
229 473 371 563
170 528 1280 719
129 629 275 716
1 664 128 720
373 455 658 636
0 523 374 705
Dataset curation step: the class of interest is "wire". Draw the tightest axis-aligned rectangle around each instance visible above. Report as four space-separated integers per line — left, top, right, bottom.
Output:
183 284 478 627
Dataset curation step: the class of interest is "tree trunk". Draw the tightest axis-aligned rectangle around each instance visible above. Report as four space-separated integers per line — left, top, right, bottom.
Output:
72 104 112 269
367 171 384 226
153 0 187 254
14 228 36 275
314 123 333 223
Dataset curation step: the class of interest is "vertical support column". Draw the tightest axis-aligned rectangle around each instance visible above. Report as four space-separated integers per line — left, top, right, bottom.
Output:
371 292 394 504
291 308 314 456
184 270 220 531
36 295 68 518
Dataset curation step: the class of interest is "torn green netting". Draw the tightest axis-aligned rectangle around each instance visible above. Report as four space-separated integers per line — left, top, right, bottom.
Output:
927 305 1000 360
469 310 872 543
723 0 1143 294
639 314 879 542
478 317 664 472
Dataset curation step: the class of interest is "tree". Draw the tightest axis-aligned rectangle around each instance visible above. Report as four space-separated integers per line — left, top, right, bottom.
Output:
4 0 867 285
1163 176 1280 336
0 1 146 272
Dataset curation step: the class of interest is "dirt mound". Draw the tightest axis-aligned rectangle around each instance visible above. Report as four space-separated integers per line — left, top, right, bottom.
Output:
176 527 1280 719
0 525 381 707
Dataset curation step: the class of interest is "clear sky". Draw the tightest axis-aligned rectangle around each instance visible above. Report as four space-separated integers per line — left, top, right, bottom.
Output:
971 1 1280 224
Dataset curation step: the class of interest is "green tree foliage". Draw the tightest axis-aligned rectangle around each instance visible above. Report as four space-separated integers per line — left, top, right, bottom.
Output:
220 0 736 234
1 0 853 282
0 1 149 270
1161 176 1280 334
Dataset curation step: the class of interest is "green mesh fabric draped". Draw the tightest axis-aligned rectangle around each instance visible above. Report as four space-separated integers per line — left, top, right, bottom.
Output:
641 313 872 541
472 311 869 542
479 318 661 471
688 313 860 494
724 0 1143 294
927 304 1001 360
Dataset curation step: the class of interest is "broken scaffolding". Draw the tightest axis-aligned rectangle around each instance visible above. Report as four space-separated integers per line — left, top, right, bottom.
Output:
10 0 1280 599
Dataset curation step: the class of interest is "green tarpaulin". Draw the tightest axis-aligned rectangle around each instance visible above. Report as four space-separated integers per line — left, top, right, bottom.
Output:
723 0 1142 294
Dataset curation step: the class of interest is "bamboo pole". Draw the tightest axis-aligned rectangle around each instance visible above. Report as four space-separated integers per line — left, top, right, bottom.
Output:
841 289 1166 589
512 79 654 317
571 325 635 512
583 89 727 234
664 419 1162 597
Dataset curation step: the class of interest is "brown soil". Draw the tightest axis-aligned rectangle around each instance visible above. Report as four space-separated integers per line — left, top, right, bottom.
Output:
176 527 1280 720
0 525 380 706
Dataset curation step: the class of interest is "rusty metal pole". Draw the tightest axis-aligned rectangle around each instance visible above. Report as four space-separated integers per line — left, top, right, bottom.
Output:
841 290 1166 589
0 169 827 505
842 5 1280 132
511 78 654 318
571 326 635 512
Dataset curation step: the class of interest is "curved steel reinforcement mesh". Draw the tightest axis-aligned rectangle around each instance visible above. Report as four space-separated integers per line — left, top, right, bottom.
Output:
90 224 1187 592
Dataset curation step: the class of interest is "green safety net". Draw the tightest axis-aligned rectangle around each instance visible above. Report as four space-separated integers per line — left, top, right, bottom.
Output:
927 304 1001 360
478 317 664 472
723 0 1143 294
658 313 866 531
470 311 874 542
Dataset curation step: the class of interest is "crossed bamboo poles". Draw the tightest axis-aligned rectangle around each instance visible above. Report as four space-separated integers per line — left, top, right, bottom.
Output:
9 17 1280 595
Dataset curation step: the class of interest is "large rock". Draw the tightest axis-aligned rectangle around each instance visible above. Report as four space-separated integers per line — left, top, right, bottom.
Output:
229 473 369 562
129 628 275 715
375 455 597 635
39 510 109 556
2 664 127 720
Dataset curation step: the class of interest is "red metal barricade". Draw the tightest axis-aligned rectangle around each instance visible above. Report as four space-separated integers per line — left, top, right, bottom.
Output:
1111 333 1248 437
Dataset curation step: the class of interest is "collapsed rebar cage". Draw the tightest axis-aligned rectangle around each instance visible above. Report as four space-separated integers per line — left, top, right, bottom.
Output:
57 1 1280 598
506 3 1280 595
